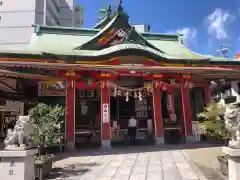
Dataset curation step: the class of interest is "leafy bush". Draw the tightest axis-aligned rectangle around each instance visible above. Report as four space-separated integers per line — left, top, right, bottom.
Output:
200 120 230 140
28 103 65 151
198 101 225 121
198 101 230 141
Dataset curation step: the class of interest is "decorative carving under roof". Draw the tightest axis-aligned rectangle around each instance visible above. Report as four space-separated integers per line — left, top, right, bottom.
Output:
117 0 124 13
74 12 163 53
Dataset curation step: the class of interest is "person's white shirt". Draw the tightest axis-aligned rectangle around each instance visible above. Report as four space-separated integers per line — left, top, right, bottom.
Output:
128 117 137 127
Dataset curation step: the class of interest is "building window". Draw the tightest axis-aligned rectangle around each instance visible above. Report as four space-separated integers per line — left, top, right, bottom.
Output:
0 1 3 6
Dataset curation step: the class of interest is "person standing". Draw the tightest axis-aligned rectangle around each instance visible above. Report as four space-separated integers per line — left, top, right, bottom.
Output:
128 116 137 145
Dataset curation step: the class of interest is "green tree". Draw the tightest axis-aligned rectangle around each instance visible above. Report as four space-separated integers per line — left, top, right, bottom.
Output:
198 100 226 121
28 103 65 154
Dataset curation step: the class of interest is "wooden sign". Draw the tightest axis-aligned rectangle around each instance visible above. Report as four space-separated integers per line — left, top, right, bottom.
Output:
102 103 109 123
76 89 100 99
75 81 100 89
38 82 65 96
167 93 176 122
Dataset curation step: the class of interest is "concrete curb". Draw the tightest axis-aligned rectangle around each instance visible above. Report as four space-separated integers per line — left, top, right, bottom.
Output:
182 150 208 180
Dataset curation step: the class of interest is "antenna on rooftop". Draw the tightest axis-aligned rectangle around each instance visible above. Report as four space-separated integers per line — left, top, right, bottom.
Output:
216 44 230 58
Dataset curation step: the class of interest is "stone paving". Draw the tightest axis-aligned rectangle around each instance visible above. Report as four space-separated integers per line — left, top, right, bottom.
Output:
47 148 207 180
184 146 227 180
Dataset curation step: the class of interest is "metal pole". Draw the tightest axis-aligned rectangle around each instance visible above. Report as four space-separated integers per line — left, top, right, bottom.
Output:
43 0 47 25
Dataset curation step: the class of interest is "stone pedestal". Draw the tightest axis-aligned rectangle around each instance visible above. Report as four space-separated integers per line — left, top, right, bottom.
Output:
101 140 111 149
222 147 240 180
186 135 197 142
155 137 164 145
0 149 37 180
65 142 76 152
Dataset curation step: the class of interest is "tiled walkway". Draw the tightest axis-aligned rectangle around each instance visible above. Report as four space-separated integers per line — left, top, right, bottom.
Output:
184 147 227 180
47 148 207 180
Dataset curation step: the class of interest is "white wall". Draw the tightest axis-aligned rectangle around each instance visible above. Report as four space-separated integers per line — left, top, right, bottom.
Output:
0 0 36 12
0 0 36 48
0 0 84 48
133 24 150 33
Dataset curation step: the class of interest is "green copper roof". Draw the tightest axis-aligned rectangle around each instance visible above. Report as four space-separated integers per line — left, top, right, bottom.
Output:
27 10 210 61
1 5 236 63
27 25 209 61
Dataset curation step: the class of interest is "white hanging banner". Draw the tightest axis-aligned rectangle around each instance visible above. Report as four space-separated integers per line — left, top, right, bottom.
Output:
102 103 109 123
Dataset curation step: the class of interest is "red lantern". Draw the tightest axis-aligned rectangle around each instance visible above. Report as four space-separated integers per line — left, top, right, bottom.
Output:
56 70 80 80
152 74 164 79
95 72 116 79
182 75 191 80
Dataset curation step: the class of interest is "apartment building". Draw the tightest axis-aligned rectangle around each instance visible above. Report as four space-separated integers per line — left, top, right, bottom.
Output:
0 0 84 48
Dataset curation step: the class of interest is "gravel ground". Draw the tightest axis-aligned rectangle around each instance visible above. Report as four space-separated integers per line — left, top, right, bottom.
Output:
184 146 227 180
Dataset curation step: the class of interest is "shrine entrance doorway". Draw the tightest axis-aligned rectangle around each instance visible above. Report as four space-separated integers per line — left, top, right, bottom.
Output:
75 89 101 147
110 78 154 145
161 88 185 144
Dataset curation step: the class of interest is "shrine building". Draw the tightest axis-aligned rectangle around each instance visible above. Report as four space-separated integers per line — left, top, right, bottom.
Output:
0 3 240 149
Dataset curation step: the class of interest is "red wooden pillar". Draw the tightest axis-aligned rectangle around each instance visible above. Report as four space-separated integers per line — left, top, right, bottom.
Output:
180 80 193 138
65 79 75 149
101 80 111 148
204 83 211 104
152 79 164 145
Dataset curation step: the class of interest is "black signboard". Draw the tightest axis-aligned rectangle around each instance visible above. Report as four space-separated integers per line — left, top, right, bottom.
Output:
76 89 100 99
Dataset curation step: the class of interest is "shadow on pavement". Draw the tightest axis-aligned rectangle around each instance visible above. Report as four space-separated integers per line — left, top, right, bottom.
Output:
196 164 227 180
46 162 100 180
53 142 225 162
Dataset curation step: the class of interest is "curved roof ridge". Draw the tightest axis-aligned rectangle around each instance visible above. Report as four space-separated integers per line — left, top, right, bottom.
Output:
93 5 114 29
140 32 180 39
74 13 120 50
131 28 172 52
74 12 171 53
39 43 209 60
180 43 211 59
93 15 111 29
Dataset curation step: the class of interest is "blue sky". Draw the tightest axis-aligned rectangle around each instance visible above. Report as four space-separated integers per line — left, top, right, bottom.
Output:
77 0 240 58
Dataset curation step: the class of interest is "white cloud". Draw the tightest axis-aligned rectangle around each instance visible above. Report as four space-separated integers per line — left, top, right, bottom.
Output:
176 28 197 40
167 28 197 47
167 27 197 41
206 8 235 40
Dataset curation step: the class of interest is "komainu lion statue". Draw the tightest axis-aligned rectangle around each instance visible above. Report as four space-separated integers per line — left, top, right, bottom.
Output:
4 115 36 150
224 102 240 149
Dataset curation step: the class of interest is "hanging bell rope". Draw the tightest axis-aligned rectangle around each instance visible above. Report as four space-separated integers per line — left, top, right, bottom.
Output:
125 91 129 102
109 81 147 92
138 91 142 101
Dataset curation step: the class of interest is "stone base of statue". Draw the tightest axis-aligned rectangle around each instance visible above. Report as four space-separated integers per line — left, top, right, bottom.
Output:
228 140 240 149
222 147 240 180
4 145 32 151
0 149 37 180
